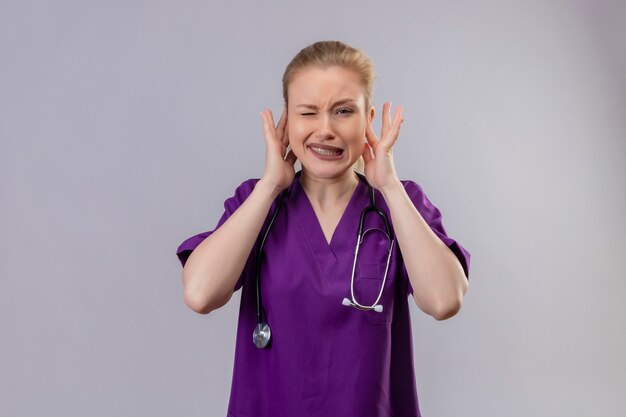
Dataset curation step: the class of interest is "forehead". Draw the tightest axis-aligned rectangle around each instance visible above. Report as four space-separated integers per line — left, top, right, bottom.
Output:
288 66 364 105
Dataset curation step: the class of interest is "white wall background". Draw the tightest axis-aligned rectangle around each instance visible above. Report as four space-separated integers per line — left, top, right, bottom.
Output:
1 1 625 416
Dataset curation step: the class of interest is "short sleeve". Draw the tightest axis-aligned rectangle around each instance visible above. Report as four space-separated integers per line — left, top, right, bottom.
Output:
398 180 471 296
175 178 261 292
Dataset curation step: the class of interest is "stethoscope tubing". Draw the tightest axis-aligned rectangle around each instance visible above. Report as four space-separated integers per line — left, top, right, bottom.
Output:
253 170 394 348
255 188 284 326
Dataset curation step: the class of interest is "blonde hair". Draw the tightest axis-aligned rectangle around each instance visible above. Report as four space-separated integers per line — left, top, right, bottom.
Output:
282 40 376 175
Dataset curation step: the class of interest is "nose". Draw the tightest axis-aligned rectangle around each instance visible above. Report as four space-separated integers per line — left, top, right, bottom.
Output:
314 113 335 140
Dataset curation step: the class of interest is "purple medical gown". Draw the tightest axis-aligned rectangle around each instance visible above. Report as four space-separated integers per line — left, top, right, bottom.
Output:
176 173 471 417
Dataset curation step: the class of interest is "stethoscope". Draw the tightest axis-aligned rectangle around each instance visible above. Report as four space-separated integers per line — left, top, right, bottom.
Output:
253 170 395 349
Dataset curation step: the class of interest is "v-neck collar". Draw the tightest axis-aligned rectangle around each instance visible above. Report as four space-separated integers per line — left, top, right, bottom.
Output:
291 171 367 276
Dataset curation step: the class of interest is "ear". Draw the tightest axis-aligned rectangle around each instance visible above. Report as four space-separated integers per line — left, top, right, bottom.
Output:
368 106 375 124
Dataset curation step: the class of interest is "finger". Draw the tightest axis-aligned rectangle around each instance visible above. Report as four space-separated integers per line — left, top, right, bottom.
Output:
260 110 268 137
382 102 392 139
276 108 287 139
261 110 276 143
364 116 378 148
362 142 374 164
281 117 290 149
387 106 404 147
284 149 297 165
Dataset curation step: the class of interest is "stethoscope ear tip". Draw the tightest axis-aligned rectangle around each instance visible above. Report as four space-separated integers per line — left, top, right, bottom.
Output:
342 298 352 306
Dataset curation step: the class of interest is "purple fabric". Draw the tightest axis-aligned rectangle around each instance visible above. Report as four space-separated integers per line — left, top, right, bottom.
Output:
176 179 259 292
176 174 471 417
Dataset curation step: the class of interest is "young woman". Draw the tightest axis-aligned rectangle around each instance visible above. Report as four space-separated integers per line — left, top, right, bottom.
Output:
176 40 471 417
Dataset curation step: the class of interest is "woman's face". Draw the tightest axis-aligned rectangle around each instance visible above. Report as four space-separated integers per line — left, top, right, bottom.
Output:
287 65 374 180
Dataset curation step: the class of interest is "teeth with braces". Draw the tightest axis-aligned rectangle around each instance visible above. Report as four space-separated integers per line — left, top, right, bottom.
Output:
310 146 342 156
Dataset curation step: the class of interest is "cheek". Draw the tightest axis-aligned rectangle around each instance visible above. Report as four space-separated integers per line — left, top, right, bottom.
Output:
287 126 306 156
345 124 367 143
289 123 309 141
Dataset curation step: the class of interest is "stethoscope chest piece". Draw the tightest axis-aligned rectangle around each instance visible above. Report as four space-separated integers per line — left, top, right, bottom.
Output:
253 322 271 349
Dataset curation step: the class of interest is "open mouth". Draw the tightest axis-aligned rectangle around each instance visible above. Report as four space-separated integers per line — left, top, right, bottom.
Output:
308 146 343 156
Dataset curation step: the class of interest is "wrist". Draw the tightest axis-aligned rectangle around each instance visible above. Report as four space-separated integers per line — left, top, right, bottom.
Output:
380 178 404 198
256 177 283 199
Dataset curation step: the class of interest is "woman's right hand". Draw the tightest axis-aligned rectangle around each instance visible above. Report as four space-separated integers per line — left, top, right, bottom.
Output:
260 108 297 192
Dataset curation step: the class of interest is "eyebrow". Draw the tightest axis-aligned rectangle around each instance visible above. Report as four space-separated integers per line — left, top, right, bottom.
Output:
295 99 357 110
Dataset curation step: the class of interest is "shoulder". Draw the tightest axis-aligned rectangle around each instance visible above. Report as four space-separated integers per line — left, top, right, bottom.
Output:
399 178 423 191
396 178 442 219
398 179 426 199
220 178 261 213
232 178 261 200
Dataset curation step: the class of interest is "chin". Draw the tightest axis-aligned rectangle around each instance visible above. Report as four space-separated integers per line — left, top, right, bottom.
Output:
301 163 354 179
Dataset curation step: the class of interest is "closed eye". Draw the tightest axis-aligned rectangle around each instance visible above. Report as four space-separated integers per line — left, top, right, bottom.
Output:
301 108 353 116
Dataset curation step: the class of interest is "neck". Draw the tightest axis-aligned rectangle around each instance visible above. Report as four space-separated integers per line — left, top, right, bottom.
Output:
300 169 360 209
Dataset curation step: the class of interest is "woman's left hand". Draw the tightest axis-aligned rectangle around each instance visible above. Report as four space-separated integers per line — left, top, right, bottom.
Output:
362 102 405 191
